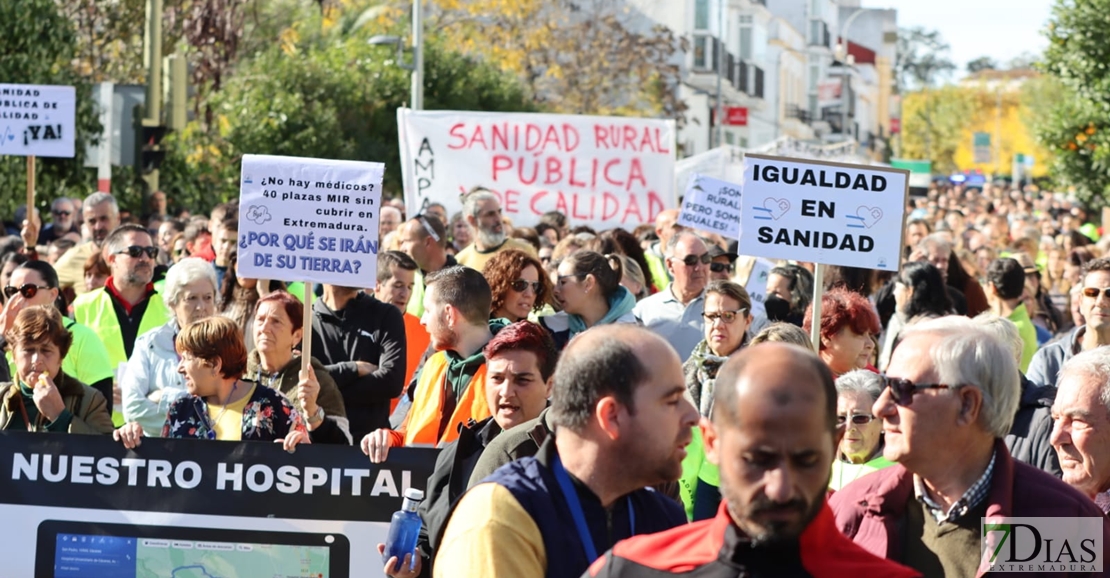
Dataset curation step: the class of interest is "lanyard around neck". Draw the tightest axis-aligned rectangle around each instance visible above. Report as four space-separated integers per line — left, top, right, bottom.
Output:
551 454 634 563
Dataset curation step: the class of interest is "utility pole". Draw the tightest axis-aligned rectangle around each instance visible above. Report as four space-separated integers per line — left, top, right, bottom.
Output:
412 0 424 111
714 0 724 149
140 0 164 194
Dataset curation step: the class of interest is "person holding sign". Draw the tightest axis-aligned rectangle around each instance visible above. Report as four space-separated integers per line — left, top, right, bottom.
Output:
0 306 114 434
115 317 309 450
247 291 352 445
120 258 218 437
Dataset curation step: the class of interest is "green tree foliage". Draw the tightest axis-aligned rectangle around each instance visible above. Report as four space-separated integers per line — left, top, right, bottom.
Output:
159 29 536 212
1039 0 1110 206
895 27 957 90
0 0 102 221
966 56 997 75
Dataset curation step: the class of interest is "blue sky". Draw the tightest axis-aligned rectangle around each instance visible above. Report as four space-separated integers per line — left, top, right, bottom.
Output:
873 0 1054 76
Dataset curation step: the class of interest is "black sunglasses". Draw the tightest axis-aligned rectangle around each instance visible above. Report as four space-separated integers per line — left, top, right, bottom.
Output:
675 252 711 267
115 245 159 259
3 284 51 299
709 262 732 274
880 374 961 407
837 413 875 426
511 280 542 294
52 210 71 217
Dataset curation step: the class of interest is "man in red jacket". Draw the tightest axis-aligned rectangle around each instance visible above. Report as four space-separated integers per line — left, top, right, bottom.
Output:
586 343 919 578
830 316 1109 577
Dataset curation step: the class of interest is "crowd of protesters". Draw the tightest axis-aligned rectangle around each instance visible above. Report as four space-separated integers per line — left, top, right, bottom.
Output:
2 180 1110 577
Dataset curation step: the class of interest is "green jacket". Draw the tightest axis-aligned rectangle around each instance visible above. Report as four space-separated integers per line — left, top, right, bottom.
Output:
0 372 114 434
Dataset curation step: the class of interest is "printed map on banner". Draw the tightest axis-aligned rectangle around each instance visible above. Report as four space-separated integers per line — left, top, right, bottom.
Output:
677 173 741 238
738 154 909 271
398 109 677 230
238 154 384 288
0 83 77 158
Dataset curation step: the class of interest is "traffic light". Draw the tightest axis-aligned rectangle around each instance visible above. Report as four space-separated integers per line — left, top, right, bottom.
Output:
138 121 168 174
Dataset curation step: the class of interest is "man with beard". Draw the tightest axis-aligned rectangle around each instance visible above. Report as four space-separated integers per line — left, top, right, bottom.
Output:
73 224 170 421
362 266 501 461
586 343 919 578
53 193 121 294
433 325 696 578
454 189 536 273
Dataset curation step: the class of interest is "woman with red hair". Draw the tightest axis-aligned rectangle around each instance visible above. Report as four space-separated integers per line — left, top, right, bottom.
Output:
803 287 881 377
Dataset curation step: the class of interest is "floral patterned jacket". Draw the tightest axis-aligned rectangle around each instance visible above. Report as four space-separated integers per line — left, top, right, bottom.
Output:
161 381 306 441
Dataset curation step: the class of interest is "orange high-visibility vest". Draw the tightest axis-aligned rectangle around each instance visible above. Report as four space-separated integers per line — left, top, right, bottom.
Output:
402 352 490 447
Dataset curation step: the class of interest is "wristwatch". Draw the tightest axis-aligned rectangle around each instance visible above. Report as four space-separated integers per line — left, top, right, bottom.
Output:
307 406 325 426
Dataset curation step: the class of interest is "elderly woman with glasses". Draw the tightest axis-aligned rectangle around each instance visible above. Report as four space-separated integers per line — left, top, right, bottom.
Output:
683 280 753 418
115 316 309 450
1 306 114 433
483 249 552 323
1 261 114 403
830 370 894 490
120 258 218 437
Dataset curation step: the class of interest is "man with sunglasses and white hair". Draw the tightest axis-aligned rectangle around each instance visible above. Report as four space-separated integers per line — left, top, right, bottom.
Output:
633 231 710 360
1029 257 1110 388
831 316 1107 577
73 224 170 422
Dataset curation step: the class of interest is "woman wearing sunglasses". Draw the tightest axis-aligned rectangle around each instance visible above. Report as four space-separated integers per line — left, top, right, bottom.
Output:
683 280 753 419
483 249 552 323
803 287 882 378
1 261 114 405
542 251 637 349
114 316 309 450
0 306 114 434
830 370 894 490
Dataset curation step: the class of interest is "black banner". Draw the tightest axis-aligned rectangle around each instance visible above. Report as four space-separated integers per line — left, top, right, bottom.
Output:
0 432 439 522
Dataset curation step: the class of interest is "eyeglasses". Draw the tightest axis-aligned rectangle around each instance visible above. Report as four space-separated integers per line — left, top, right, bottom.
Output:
674 253 711 267
3 284 51 299
880 374 962 407
511 280 542 294
1082 286 1110 300
114 245 159 259
702 308 747 323
837 413 875 426
52 210 71 217
709 262 732 274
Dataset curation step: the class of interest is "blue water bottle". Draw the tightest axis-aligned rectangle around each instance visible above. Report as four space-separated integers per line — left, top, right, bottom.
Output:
384 488 425 572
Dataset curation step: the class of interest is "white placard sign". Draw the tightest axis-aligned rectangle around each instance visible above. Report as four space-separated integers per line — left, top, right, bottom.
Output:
398 109 676 230
0 84 77 158
677 173 742 238
744 257 776 310
237 154 384 288
738 154 908 272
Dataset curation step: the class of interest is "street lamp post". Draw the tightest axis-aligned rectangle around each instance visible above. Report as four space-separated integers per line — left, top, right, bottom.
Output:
368 0 424 111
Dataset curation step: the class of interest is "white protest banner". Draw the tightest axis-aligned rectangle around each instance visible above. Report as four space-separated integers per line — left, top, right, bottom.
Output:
237 155 383 287
677 173 741 238
738 154 908 272
398 109 676 230
0 84 77 158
